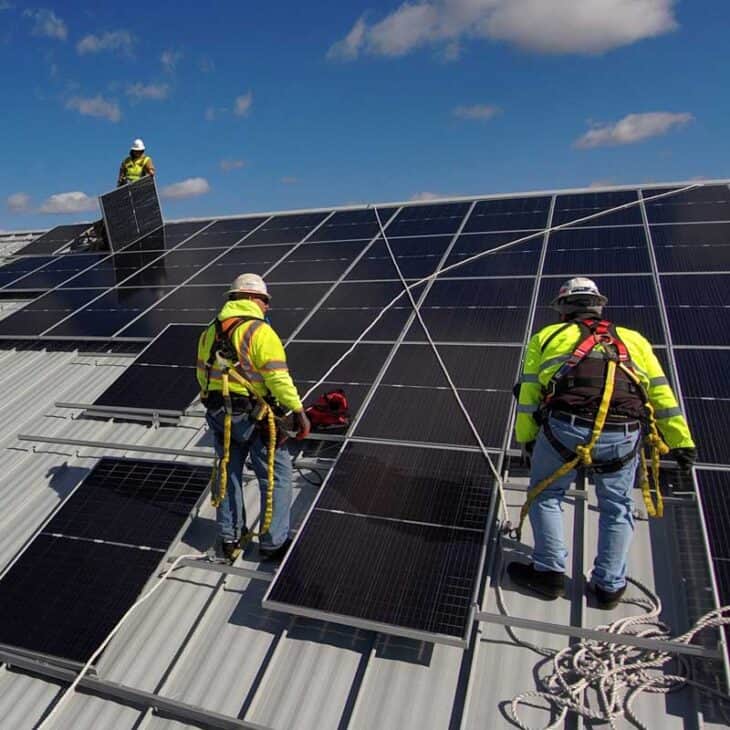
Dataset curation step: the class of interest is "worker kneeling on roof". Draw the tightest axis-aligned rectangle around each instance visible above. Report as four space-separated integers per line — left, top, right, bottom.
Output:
196 273 310 562
510 277 696 609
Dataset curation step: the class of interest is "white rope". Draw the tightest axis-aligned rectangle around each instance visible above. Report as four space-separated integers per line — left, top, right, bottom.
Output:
35 552 201 730
504 577 730 730
374 208 509 519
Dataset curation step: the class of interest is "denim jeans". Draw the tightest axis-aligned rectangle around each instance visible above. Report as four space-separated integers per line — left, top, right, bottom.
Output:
206 410 292 548
529 414 640 592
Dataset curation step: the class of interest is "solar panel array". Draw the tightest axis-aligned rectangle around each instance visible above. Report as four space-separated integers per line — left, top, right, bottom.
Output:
0 458 209 663
1 182 729 646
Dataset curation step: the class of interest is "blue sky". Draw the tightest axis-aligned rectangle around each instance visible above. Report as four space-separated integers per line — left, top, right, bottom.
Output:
1 1 728 230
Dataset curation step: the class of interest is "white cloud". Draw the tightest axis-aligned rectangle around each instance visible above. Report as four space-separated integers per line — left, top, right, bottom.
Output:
126 82 170 101
76 30 134 56
39 191 97 214
281 176 299 184
453 103 500 120
205 106 226 121
327 15 368 60
574 111 693 148
161 177 210 199
411 191 444 201
220 159 246 171
66 94 121 122
234 91 253 117
161 49 182 72
6 192 31 212
25 8 67 40
329 0 677 59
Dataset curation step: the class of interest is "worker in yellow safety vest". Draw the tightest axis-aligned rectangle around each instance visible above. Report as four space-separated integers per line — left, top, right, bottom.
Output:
117 138 155 186
196 273 310 562
509 277 696 609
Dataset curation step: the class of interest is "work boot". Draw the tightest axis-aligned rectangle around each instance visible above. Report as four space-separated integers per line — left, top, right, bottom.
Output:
259 537 293 561
590 583 626 610
222 541 241 562
507 561 565 599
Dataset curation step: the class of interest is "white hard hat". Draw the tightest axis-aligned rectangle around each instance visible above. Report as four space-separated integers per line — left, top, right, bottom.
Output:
228 273 269 301
551 277 607 307
131 138 145 151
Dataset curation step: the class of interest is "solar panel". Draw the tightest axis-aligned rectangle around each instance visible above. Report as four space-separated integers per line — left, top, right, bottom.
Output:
264 509 485 645
100 176 163 251
0 256 56 288
0 457 208 663
91 324 200 415
12 224 90 256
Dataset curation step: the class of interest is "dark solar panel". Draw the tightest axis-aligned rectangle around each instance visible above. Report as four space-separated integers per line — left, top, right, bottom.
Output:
13 224 90 256
385 202 471 237
553 190 642 226
265 509 484 642
100 177 163 251
683 400 730 465
463 196 551 232
543 227 651 275
4 254 107 291
0 458 208 662
317 442 494 528
136 323 201 366
306 209 393 242
346 238 451 280
0 256 56 288
644 185 730 223
355 385 512 447
697 470 730 559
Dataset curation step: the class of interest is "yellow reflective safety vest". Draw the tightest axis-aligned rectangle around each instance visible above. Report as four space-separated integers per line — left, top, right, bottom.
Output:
196 299 303 412
121 155 152 183
515 320 695 449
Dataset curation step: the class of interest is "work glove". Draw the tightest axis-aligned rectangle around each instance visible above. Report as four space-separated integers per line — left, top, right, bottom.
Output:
295 410 311 441
520 441 535 468
669 447 697 476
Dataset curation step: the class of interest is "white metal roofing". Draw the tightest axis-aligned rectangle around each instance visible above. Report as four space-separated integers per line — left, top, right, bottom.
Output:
0 185 727 729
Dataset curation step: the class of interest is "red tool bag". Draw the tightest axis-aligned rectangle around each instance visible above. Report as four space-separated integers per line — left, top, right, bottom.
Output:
305 389 350 430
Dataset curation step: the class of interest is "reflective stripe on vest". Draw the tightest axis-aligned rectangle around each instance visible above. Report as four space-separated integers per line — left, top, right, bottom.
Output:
123 155 150 183
203 319 266 391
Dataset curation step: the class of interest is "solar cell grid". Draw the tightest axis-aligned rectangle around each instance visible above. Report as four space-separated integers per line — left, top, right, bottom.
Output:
385 202 471 237
0 457 209 662
13 224 90 256
463 196 551 232
265 510 483 642
94 364 199 413
644 185 730 223
101 177 162 251
553 190 641 227
0 535 162 663
697 471 730 558
0 256 56 288
345 239 449 281
307 208 395 242
136 323 200 366
6 254 110 290
317 442 494 529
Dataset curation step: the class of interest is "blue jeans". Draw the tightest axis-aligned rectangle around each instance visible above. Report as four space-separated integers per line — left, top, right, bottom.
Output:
529 414 640 592
206 410 292 548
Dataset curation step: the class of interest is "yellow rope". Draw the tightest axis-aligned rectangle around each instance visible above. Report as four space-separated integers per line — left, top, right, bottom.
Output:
514 360 617 539
209 367 277 540
619 364 670 518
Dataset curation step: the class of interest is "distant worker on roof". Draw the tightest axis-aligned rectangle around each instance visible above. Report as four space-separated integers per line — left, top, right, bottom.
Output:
510 277 696 609
117 138 155 186
196 273 311 563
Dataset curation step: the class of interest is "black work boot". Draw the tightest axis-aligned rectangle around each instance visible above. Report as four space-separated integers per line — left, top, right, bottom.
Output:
222 540 241 562
507 561 566 599
259 537 293 561
590 583 626 610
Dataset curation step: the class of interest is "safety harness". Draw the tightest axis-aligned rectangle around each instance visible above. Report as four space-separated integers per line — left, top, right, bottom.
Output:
512 318 670 541
201 316 278 545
